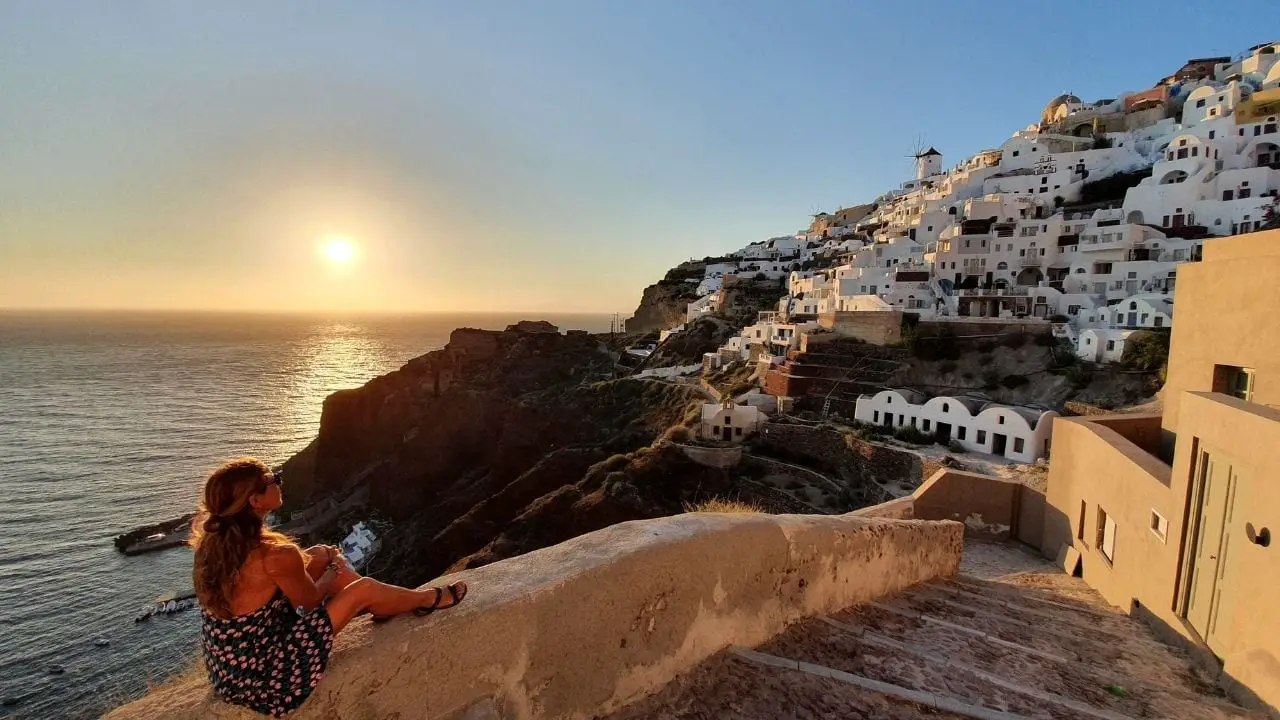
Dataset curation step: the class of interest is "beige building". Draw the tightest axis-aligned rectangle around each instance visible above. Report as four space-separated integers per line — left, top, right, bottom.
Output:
1043 228 1280 715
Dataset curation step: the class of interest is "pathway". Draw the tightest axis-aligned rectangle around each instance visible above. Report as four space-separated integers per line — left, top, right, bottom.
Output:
608 541 1258 719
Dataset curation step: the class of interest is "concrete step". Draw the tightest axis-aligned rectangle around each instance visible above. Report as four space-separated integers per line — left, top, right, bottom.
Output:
832 600 1249 717
905 584 1173 658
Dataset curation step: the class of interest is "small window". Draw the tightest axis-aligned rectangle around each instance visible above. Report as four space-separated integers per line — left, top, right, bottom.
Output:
1012 150 1020 157
922 419 931 431
1213 365 1255 401
1150 510 1168 543
873 411 879 423
1097 507 1117 563
997 415 1005 425
735 426 743 437
1077 500 1088 543
1013 437 1025 454
942 402 950 412
724 416 731 425
1209 130 1215 139
976 430 987 443
957 426 966 440
1107 340 1115 351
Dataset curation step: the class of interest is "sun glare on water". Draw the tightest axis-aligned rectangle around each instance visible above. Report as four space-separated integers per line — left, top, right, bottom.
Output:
321 236 357 265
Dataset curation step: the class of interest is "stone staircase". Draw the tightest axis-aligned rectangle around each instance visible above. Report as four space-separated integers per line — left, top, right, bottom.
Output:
610 542 1259 720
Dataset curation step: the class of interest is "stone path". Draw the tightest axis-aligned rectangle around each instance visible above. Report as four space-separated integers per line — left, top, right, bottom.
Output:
607 541 1259 720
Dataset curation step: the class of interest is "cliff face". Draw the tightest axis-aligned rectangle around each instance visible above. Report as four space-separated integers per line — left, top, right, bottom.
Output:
626 262 705 334
281 324 707 586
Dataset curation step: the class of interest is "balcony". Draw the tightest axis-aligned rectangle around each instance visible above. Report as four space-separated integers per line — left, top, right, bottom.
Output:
956 286 1030 297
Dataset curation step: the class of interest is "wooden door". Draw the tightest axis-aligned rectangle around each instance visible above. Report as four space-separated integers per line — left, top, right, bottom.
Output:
1185 453 1238 651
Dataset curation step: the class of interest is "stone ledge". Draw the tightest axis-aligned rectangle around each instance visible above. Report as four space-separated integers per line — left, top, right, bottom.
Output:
109 512 962 720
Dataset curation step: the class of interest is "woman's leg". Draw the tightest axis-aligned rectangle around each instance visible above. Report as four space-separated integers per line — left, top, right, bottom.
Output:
325 579 468 632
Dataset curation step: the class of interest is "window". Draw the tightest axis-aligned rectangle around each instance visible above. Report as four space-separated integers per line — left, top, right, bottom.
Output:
873 411 880 423
1012 150 1020 157
735 427 743 437
1141 313 1149 324
1196 98 1206 108
724 416 732 425
1107 340 1115 351
898 414 904 426
1013 438 1025 454
1097 507 1117 563
1154 316 1164 328
1150 510 1168 543
957 426 966 440
1239 188 1251 199
1223 190 1234 200
1067 305 1080 315
1077 500 1088 543
997 415 1005 425
942 403 950 412
1213 365 1255 401
1209 130 1216 139
976 430 987 444
922 419 931 431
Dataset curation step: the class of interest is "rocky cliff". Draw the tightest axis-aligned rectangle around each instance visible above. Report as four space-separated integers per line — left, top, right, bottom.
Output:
625 262 705 333
279 324 717 586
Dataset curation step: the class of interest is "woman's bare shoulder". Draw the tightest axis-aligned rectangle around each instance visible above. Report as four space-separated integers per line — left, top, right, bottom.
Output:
259 543 304 576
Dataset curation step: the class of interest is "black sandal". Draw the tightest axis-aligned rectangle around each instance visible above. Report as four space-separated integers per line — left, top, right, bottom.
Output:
369 581 467 623
414 581 468 616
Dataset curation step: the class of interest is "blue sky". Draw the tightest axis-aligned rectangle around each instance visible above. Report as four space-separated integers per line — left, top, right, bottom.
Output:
1 1 1272 313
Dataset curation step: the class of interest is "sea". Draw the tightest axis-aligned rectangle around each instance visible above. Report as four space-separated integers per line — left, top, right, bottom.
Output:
0 310 617 719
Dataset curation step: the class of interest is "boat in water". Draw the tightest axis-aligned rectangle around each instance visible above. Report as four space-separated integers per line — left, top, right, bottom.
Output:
134 592 198 622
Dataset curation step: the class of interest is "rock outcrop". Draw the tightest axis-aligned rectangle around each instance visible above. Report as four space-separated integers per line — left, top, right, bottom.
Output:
626 262 705 333
279 324 709 587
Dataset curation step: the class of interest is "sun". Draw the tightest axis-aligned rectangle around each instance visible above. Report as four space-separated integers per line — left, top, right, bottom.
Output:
321 236 357 265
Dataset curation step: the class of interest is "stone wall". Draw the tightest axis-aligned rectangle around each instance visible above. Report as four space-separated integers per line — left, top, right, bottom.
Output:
913 318 1051 340
847 468 1045 547
816 311 903 345
110 513 962 720
676 443 743 469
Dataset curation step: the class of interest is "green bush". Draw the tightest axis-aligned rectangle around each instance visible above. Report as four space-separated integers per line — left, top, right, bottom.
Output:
893 425 934 445
947 440 966 454
1066 363 1093 388
1121 330 1170 372
1001 374 1029 389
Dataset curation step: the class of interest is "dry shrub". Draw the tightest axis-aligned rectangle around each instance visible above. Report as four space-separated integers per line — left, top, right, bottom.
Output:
683 498 763 513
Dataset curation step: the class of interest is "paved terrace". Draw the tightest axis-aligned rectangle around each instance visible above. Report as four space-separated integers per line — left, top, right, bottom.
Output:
609 541 1258 720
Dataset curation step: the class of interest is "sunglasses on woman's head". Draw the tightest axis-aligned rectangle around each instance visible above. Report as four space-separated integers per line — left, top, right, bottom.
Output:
267 472 283 487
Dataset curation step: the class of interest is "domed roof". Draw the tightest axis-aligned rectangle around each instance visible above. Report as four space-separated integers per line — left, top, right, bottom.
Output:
1042 94 1083 124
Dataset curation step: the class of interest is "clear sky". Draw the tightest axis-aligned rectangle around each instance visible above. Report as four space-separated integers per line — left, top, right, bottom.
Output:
1 2 1272 314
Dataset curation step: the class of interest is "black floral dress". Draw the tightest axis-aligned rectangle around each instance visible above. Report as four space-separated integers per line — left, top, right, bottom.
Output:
200 590 334 717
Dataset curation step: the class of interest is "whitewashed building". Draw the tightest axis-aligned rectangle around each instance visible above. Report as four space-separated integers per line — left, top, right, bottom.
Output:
340 521 380 569
854 390 1058 463
699 401 765 442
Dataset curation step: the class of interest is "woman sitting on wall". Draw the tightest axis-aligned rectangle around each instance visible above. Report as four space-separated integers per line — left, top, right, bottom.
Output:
190 457 468 717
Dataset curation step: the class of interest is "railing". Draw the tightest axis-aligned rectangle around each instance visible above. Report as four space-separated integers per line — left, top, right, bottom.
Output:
1019 257 1042 267
956 286 1030 297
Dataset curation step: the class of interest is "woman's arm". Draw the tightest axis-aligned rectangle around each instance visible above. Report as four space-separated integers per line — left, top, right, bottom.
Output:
264 545 338 612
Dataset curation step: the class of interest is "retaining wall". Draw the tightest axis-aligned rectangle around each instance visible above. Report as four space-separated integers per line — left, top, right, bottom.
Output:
110 513 962 720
